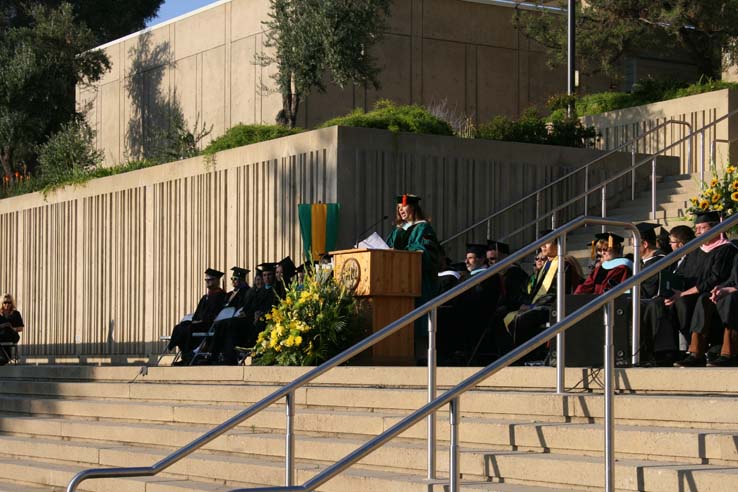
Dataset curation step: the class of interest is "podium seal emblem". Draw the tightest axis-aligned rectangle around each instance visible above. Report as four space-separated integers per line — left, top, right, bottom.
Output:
340 259 361 291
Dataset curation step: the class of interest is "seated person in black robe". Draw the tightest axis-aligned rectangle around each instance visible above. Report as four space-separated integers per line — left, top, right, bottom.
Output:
488 240 529 315
168 268 227 364
672 212 738 366
636 223 666 300
575 233 632 295
504 232 583 354
275 256 296 298
215 263 280 364
206 266 251 364
438 244 500 364
681 253 738 366
640 225 699 364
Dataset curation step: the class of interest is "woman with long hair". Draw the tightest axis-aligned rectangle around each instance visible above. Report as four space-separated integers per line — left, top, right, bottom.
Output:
0 293 23 365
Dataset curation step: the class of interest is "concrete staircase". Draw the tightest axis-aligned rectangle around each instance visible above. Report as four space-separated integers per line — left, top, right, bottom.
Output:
566 173 701 261
1 364 738 491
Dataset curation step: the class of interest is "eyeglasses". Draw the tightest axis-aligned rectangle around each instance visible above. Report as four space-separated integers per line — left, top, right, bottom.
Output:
2 301 10 305
535 257 546 261
204 277 215 282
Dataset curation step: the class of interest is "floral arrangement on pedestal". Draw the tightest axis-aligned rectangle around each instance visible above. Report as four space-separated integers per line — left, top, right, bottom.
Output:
251 266 363 366
688 164 738 218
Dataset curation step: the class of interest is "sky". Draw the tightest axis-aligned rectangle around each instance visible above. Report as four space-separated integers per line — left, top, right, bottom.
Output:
147 0 220 27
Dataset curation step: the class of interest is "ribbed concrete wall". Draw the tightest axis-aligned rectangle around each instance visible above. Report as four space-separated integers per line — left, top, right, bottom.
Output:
582 88 738 172
0 127 676 356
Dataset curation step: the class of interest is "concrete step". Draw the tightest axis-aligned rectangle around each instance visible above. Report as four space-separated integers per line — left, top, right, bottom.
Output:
481 450 738 492
5 414 738 466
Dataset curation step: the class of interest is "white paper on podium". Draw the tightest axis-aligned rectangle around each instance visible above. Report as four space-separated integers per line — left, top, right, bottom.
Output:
357 232 390 250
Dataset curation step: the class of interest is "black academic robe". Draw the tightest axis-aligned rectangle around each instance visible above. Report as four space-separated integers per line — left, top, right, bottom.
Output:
168 288 227 354
690 254 738 339
224 287 249 309
0 310 23 344
640 251 665 299
498 264 529 312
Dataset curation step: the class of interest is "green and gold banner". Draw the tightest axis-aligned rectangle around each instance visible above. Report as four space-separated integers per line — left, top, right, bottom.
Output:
298 203 340 260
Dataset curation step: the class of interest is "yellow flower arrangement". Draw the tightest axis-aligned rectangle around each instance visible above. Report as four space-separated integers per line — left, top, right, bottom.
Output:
689 164 738 220
251 264 362 366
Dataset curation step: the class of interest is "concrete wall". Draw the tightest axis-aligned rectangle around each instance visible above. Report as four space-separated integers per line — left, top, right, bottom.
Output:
79 0 570 166
0 127 677 356
582 89 738 173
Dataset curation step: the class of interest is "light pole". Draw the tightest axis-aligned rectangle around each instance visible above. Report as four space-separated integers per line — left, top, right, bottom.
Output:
567 0 575 116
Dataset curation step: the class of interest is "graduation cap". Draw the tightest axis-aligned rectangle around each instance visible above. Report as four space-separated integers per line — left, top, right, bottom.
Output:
396 194 421 206
296 260 319 274
595 232 624 249
635 222 659 242
695 210 720 224
487 240 510 255
230 266 250 279
204 268 224 279
257 262 277 273
466 243 487 258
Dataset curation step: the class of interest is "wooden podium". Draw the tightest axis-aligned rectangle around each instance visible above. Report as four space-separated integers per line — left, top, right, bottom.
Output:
332 248 422 365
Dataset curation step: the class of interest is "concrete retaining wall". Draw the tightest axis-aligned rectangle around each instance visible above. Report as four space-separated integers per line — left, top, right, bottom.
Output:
0 127 677 356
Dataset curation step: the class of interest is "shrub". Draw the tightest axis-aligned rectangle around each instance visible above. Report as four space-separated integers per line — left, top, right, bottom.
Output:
36 120 103 182
319 99 454 136
203 124 303 155
475 108 597 148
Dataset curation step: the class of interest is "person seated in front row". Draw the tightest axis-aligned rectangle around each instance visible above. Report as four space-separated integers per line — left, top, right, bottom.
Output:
205 266 251 364
574 232 632 295
639 225 698 365
636 223 666 300
670 211 738 366
0 294 24 366
503 231 583 351
678 253 738 367
488 240 529 317
168 268 227 365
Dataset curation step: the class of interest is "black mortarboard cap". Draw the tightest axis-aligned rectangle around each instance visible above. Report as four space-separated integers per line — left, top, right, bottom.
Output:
257 262 277 273
396 193 421 206
466 243 487 257
595 232 624 248
635 222 659 242
296 260 319 274
487 240 510 255
695 210 720 224
230 266 249 278
204 268 224 279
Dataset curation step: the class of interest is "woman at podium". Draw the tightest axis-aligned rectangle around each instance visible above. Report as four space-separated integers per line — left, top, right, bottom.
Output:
386 194 442 303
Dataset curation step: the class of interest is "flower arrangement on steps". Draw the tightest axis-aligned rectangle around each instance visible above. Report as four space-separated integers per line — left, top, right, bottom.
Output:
251 266 364 366
689 164 738 219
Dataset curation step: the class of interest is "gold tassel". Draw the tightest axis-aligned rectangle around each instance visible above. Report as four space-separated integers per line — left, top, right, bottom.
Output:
608 234 614 249
590 241 596 260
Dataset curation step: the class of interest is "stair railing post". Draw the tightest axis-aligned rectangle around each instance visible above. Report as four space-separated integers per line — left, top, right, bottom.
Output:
535 192 541 240
603 301 615 492
449 397 461 492
556 233 566 394
631 148 636 201
700 129 706 181
427 308 437 482
601 186 607 233
285 391 295 486
584 166 589 214
651 158 657 220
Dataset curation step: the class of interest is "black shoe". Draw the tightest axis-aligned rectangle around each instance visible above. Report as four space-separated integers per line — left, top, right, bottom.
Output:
673 354 706 367
707 355 738 367
0 355 8 366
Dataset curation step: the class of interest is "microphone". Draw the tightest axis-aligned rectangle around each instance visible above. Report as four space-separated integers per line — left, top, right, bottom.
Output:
355 215 389 247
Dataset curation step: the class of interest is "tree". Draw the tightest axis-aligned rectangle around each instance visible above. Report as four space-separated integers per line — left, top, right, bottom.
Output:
260 0 391 128
514 1 738 81
0 3 110 178
1 0 164 45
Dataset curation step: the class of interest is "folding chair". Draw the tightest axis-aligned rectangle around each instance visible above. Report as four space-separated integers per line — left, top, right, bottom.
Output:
189 306 238 365
157 313 193 366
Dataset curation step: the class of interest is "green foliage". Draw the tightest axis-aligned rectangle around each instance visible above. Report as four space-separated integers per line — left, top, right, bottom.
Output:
0 2 110 178
574 78 738 116
319 100 454 136
475 108 597 148
515 1 738 81
203 124 303 155
36 119 102 181
260 0 391 127
251 267 363 366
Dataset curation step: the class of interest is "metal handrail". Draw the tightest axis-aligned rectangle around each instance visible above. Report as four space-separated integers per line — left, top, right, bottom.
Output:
67 215 641 492
496 106 738 243
441 118 693 246
227 212 738 492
